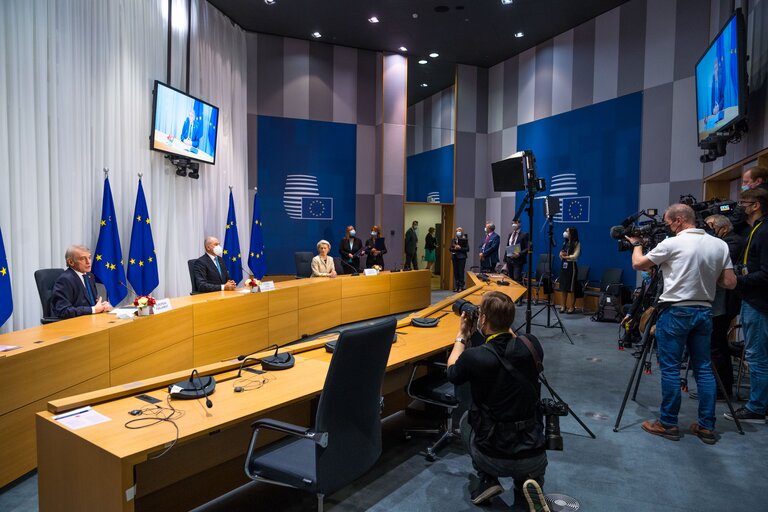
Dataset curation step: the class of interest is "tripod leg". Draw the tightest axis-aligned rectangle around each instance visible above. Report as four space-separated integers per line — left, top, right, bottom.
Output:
632 323 656 401
615 316 656 432
713 368 744 435
550 306 575 344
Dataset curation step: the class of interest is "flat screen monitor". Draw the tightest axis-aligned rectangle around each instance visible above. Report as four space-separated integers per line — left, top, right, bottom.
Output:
694 11 747 145
150 81 219 164
491 156 526 192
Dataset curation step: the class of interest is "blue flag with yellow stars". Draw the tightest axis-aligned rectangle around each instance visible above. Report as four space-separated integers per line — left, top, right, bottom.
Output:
0 227 12 327
127 179 159 296
93 177 128 305
247 192 266 279
223 190 243 284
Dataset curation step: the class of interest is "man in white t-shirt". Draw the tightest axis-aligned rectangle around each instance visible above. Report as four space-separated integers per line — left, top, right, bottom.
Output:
626 204 736 445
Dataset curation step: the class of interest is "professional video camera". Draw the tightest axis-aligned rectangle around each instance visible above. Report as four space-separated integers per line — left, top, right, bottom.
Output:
609 209 667 252
679 194 737 228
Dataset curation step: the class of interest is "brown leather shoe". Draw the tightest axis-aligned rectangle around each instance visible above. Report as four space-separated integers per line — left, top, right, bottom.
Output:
689 423 717 445
641 420 681 441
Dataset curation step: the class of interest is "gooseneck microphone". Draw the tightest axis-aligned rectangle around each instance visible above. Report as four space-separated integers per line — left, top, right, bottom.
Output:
190 369 213 408
235 346 276 377
340 259 360 276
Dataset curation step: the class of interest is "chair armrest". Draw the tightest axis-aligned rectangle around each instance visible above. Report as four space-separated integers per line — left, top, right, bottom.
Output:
250 418 328 447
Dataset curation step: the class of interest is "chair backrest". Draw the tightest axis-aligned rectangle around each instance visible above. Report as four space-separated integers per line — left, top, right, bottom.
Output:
332 256 344 275
535 254 552 279
313 316 396 495
577 265 590 283
294 252 314 278
187 259 199 294
599 267 623 292
34 268 65 318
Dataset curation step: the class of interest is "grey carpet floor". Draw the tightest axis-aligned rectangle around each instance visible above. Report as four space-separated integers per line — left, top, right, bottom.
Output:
3 298 767 511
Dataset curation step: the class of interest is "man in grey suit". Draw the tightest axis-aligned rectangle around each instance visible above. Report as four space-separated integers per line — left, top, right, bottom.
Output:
404 221 419 270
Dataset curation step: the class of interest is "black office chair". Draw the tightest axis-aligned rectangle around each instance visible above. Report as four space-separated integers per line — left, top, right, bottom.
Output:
295 252 314 278
583 267 623 314
188 259 201 294
403 361 459 461
244 316 396 512
332 256 344 275
34 268 65 324
523 254 552 304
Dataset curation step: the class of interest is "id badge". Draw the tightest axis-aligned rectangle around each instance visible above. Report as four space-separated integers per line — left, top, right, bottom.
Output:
562 261 568 269
742 266 749 276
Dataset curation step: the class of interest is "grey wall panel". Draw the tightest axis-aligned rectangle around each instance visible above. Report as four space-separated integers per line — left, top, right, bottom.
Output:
486 131 503 195
256 33 284 117
593 8 620 104
457 64 477 133
332 45 357 124
382 193 404 268
673 0 711 81
644 0 676 90
552 30 574 116
502 127 517 159
455 131 476 198
382 123 406 196
639 182 671 212
422 97 432 151
476 67 489 134
356 50 376 126
499 195 518 230
486 197 502 233
406 116 415 156
374 123 382 195
488 63 504 133
572 18 596 110
475 133 489 199
413 102 424 155
356 193 375 236
669 76 704 183
503 56 519 129
309 42 334 122
668 179 703 204
356 124 376 195
517 48 535 125
471 198 487 268
454 196 475 237
640 83 674 184
534 40 554 120
283 38 310 119
383 54 407 125
246 33 258 114
617 0 647 97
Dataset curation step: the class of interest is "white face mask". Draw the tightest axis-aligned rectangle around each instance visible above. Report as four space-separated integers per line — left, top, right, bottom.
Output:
456 231 462 237
371 231 377 237
212 245 223 257
511 224 519 231
741 184 750 192
563 231 569 239
413 226 417 231
349 230 356 237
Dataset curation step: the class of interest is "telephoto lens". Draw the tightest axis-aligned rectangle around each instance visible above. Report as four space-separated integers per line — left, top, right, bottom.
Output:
540 398 568 451
452 298 479 319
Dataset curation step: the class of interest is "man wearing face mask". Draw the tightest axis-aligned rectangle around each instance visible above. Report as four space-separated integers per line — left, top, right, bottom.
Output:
404 221 419 270
193 236 236 292
339 226 363 274
447 292 546 509
450 227 469 292
731 166 768 236
504 220 529 284
626 204 736 444
479 222 500 272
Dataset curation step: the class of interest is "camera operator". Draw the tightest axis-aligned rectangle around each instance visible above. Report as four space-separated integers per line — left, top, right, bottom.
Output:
730 166 768 236
447 291 547 510
626 204 736 444
725 188 768 424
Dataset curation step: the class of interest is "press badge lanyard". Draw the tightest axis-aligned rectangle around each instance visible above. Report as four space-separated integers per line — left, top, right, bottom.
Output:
743 220 764 266
484 332 506 344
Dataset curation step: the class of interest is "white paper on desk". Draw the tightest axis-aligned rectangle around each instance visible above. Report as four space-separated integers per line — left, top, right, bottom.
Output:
53 406 111 430
109 307 137 315
0 345 21 352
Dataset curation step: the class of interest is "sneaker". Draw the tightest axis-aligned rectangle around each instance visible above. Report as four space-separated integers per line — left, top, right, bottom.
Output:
470 477 503 505
641 419 681 441
724 406 766 424
689 423 717 445
523 479 550 512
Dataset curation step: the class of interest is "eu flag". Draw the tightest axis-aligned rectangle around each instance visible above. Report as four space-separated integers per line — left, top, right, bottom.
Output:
561 196 591 223
248 192 267 279
0 227 12 327
301 197 333 220
93 177 128 305
223 190 243 284
127 179 159 296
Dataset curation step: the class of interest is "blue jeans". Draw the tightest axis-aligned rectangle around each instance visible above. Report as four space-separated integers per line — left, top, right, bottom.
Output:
655 306 716 430
742 301 768 415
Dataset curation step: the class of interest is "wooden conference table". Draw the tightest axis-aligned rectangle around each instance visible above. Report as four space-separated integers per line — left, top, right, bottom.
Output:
0 270 431 489
34 273 525 512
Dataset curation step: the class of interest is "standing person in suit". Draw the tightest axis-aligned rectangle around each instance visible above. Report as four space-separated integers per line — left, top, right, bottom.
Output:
404 221 419 270
450 227 469 292
193 236 236 292
478 222 500 272
558 227 582 313
424 227 438 274
504 219 529 283
339 226 363 274
51 245 113 318
364 225 387 269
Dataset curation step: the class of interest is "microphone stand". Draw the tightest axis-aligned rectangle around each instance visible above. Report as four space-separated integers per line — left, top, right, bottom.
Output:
340 258 359 276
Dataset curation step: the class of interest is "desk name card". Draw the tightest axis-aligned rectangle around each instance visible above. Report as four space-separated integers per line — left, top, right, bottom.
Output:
259 281 276 292
153 298 173 314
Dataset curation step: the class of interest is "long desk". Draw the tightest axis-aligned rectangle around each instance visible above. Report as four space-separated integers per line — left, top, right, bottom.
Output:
35 274 525 511
0 270 431 488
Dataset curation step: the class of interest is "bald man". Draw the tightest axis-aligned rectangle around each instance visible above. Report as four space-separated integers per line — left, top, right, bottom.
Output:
193 236 236 292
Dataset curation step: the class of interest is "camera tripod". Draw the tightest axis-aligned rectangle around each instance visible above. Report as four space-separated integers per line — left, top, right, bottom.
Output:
539 371 596 440
614 303 745 434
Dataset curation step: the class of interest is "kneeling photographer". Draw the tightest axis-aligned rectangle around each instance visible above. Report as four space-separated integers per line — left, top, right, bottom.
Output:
447 291 548 510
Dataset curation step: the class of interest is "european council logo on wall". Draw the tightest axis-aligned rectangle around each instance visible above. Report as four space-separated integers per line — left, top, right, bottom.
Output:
283 174 334 220
549 173 591 223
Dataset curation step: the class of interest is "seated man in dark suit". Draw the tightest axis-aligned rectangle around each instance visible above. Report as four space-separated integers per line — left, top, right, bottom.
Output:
193 236 236 292
51 245 113 318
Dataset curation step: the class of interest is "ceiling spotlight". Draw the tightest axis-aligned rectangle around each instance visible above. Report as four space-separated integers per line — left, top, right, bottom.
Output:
420 83 428 88
501 0 514 5
429 52 439 58
264 0 276 5
311 31 322 38
418 59 428 64
514 31 524 38
398 46 408 52
368 16 379 23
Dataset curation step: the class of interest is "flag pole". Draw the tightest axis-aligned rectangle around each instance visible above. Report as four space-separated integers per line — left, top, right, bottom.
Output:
103 167 109 178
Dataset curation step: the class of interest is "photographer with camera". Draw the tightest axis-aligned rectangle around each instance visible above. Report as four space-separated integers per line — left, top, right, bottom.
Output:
447 292 547 510
627 204 736 444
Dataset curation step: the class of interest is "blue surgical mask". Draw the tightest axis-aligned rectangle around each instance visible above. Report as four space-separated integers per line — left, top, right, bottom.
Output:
641 271 651 281
741 184 750 192
349 230 356 237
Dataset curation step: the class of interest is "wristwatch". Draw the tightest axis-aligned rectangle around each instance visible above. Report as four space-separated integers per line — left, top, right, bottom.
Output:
455 337 467 345
632 242 642 247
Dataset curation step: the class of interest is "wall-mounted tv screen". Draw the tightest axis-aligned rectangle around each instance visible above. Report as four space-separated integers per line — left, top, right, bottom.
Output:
150 80 219 164
695 11 747 145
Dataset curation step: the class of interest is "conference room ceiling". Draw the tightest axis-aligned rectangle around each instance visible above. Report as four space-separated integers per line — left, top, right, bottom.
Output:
207 0 629 104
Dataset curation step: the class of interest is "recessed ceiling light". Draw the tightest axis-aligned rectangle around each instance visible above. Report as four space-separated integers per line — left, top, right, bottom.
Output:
264 0 276 5
398 46 408 52
368 16 379 23
312 31 322 38
418 59 428 65
420 83 428 88
429 52 439 58
514 31 524 38
501 0 514 5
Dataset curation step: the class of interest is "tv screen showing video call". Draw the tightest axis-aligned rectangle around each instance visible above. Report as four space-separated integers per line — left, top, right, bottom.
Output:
150 81 219 164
